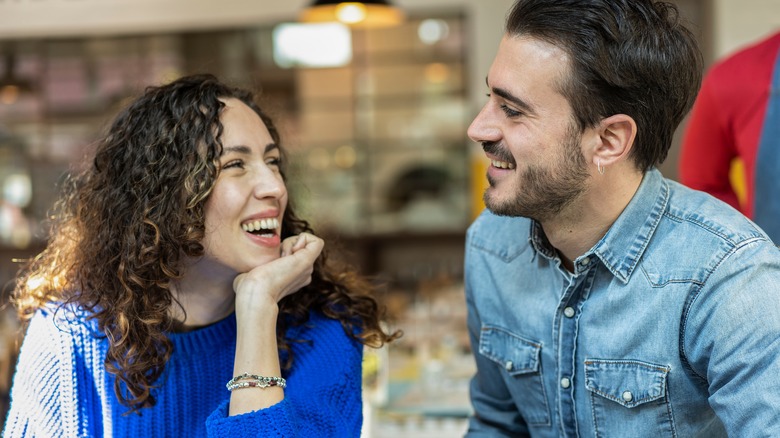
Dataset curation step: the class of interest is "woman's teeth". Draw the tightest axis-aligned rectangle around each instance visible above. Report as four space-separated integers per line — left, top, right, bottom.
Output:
492 159 516 169
242 218 279 233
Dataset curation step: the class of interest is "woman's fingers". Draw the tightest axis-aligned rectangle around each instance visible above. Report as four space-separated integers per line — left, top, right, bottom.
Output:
292 233 309 252
281 232 322 257
293 233 324 260
275 233 322 298
235 233 324 304
280 236 296 258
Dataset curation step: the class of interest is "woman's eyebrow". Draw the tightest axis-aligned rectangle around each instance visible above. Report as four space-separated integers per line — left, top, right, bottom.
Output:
221 143 278 156
221 145 252 155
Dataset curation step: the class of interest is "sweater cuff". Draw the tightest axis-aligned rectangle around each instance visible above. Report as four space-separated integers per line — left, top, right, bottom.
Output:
205 398 295 437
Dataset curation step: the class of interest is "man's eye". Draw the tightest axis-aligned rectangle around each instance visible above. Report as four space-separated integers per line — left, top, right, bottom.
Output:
500 104 522 118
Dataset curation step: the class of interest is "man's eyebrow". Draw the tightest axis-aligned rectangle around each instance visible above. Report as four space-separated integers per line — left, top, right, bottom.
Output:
486 77 537 116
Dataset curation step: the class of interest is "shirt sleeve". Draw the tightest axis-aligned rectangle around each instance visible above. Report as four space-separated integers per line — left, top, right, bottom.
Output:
204 315 364 438
683 239 780 434
464 235 531 437
3 309 79 438
679 70 742 211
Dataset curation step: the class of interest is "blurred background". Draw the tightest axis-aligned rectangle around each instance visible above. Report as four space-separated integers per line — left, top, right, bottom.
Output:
0 0 777 436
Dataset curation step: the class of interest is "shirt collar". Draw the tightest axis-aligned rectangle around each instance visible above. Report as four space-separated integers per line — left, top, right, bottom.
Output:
592 169 668 282
528 168 669 282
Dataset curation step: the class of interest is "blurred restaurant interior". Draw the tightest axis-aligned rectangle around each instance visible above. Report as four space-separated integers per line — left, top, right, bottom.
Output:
0 0 776 435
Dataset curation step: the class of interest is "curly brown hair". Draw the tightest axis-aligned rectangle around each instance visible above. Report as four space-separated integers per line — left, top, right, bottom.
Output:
11 74 399 413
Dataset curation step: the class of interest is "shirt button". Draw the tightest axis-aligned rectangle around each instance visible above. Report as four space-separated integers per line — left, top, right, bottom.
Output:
622 391 633 402
580 256 590 265
563 307 575 318
505 361 513 371
560 377 571 389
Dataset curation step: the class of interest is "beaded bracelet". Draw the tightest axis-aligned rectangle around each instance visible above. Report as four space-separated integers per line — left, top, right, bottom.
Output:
226 373 287 391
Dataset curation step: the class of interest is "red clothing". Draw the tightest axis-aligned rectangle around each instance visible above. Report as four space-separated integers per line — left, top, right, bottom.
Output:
679 32 780 218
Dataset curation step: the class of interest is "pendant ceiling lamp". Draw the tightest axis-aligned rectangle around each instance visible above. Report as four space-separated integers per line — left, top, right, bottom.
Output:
300 0 404 28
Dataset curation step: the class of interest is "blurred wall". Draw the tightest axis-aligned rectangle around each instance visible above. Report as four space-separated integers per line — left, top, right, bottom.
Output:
0 0 512 116
714 0 780 57
2 0 779 184
4 0 780 92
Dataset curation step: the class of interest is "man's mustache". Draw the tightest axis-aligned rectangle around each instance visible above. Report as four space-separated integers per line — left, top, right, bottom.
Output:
482 141 515 164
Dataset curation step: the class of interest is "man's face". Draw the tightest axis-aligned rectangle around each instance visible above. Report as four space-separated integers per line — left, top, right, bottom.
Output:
468 35 590 222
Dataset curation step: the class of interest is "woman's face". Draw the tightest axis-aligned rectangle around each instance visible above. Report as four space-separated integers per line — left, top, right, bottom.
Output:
199 98 288 278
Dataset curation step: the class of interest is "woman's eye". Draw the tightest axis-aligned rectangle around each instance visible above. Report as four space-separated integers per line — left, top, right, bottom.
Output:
500 104 522 118
266 157 282 168
221 159 244 170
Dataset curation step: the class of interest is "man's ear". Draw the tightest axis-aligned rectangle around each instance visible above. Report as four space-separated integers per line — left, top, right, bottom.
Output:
590 114 637 168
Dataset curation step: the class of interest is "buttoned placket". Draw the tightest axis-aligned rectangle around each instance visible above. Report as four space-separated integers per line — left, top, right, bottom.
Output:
554 257 597 437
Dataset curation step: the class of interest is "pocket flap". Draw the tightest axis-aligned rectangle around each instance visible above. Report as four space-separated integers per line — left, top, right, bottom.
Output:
584 359 670 408
479 325 541 376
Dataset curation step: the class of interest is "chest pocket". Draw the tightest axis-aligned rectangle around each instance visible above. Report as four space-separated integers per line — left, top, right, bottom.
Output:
585 359 675 437
479 326 550 426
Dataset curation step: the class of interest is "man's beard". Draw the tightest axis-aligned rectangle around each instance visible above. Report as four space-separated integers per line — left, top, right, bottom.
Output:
483 126 589 222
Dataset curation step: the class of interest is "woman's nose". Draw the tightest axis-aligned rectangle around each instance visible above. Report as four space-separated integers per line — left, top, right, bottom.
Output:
252 168 286 199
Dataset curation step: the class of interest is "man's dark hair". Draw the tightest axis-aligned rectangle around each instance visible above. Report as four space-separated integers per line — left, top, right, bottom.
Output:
506 0 703 170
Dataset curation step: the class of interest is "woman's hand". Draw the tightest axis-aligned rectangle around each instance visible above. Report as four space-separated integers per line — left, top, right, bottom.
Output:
232 232 324 315
229 233 323 415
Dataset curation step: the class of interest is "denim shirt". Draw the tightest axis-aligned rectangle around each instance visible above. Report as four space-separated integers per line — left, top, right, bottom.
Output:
464 169 780 437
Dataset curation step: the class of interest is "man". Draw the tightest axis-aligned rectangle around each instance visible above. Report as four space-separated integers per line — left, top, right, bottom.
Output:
680 31 780 243
464 0 780 436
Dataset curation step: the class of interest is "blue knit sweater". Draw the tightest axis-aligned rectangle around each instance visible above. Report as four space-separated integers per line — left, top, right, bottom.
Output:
3 306 364 437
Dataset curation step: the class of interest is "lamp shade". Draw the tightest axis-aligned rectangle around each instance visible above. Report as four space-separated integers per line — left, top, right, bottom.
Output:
300 0 404 28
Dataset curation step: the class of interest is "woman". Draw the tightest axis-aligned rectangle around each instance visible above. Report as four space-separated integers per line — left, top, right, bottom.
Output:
4 74 398 437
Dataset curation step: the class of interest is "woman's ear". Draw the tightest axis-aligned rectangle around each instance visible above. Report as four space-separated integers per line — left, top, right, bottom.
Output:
590 114 637 168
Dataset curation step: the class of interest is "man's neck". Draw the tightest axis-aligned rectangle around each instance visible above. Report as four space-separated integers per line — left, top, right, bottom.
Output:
541 169 644 271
